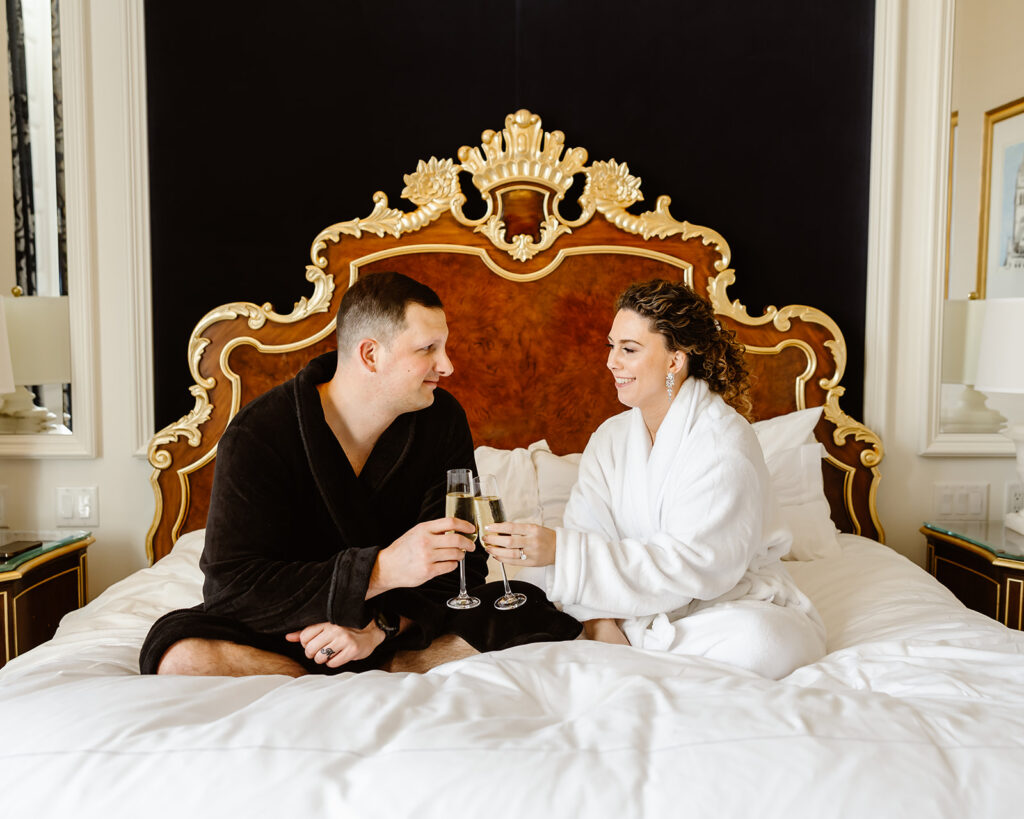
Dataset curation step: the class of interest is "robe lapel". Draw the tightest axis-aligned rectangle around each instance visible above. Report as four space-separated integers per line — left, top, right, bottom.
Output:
646 377 707 531
619 408 654 538
293 354 384 549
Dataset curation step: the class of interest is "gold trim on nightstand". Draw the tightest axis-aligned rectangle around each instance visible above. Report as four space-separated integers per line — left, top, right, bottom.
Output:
79 552 88 606
1007 577 1023 630
935 555 1001 616
0 537 95 582
922 528 1023 570
12 566 82 657
1 589 8 665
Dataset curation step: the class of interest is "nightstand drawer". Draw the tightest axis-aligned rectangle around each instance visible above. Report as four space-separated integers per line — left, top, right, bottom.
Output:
930 539 1002 620
1 535 92 668
922 523 1024 630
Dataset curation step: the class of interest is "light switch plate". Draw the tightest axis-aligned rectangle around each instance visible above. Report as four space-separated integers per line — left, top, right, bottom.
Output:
56 486 98 527
932 482 989 521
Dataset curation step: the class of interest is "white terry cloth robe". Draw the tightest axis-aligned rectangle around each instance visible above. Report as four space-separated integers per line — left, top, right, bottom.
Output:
546 377 826 679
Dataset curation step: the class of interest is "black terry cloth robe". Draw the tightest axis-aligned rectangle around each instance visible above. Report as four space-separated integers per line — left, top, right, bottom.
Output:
140 352 580 674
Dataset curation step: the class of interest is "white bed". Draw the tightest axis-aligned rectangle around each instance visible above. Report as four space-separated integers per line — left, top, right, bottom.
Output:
4 110 1024 817
3 528 1024 817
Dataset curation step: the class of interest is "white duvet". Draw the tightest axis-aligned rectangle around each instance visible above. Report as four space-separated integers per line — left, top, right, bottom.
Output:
2 532 1024 818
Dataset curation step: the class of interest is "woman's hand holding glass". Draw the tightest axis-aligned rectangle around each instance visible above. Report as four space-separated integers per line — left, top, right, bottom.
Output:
481 521 556 567
473 474 527 610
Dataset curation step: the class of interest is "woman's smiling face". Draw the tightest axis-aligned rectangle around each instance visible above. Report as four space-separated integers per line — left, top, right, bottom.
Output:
606 309 686 412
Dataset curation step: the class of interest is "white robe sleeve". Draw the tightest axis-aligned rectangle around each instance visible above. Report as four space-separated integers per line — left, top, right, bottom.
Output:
548 422 774 621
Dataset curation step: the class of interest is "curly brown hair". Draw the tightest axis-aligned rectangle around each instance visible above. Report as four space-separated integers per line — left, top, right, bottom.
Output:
615 279 753 419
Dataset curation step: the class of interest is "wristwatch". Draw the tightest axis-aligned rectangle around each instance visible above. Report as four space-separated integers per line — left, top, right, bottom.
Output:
373 609 400 640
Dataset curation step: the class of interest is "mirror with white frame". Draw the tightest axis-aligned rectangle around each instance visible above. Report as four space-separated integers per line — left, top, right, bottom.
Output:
0 1 95 456
935 0 1024 453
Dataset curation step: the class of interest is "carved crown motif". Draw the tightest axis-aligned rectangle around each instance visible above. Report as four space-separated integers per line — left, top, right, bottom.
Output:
456 109 588 196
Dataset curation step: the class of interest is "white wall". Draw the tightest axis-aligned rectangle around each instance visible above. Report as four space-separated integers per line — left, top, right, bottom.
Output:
1 0 1019 603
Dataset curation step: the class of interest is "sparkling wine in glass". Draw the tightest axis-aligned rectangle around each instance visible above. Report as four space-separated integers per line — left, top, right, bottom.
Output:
445 468 481 610
474 474 527 611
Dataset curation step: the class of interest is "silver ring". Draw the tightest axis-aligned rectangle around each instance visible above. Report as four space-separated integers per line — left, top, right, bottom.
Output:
519 548 526 561
319 647 335 657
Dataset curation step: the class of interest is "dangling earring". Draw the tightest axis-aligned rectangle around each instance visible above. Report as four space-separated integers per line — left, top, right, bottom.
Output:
666 372 675 398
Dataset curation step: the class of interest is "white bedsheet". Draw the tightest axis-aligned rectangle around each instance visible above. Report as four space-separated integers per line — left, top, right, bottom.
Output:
2 532 1024 818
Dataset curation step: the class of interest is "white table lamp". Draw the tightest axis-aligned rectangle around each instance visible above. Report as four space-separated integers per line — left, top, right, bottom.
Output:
974 297 1024 535
0 294 72 433
940 298 1006 432
0 295 14 396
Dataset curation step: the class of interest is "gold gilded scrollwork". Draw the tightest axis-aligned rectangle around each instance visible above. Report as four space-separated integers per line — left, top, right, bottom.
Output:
473 213 573 262
147 385 214 469
305 109 732 270
146 266 335 469
706 268 884 473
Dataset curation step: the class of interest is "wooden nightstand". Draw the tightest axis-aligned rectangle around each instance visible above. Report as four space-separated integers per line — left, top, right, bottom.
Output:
0 531 93 669
921 520 1024 630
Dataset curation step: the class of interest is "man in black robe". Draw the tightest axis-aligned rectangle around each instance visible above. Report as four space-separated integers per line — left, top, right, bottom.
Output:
140 272 579 676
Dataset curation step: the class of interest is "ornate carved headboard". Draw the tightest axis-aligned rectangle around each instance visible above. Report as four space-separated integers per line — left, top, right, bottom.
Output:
146 109 884 563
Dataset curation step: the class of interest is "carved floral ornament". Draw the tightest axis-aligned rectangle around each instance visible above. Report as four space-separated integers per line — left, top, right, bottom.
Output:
310 109 731 268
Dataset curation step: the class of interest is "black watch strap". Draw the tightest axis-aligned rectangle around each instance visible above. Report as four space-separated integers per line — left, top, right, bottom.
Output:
374 610 400 640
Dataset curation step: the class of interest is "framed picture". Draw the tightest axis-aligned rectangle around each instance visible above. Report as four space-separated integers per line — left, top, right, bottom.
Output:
977 96 1024 298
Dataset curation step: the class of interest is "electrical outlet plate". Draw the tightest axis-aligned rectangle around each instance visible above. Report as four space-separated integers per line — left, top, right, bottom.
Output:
1008 482 1024 515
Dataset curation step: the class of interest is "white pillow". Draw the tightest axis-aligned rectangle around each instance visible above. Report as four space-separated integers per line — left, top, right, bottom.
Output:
751 406 822 460
474 441 547 524
753 408 843 561
531 448 583 529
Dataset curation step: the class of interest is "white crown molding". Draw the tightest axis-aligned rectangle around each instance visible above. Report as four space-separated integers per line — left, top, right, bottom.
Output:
0 0 99 457
124 0 153 457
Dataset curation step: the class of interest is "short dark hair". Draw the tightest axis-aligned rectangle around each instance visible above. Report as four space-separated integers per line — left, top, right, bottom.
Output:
335 272 443 353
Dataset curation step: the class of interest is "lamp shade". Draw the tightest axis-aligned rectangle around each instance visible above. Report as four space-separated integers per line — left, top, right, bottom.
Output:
0 295 72 386
0 296 14 393
974 297 1024 394
941 298 985 384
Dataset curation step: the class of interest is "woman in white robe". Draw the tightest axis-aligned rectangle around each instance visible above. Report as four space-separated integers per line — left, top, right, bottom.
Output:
483 280 825 679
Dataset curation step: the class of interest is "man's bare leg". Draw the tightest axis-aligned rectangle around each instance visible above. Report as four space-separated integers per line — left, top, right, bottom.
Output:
157 637 307 677
583 618 630 645
382 633 478 673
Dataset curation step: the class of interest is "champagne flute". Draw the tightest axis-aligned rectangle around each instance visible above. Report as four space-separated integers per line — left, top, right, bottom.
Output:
445 468 481 610
473 474 527 610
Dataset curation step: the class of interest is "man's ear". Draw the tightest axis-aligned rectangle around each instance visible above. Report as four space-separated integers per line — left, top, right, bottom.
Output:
356 338 380 372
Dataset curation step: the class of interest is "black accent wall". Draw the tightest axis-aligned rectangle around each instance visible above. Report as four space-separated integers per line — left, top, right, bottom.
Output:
145 0 875 430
